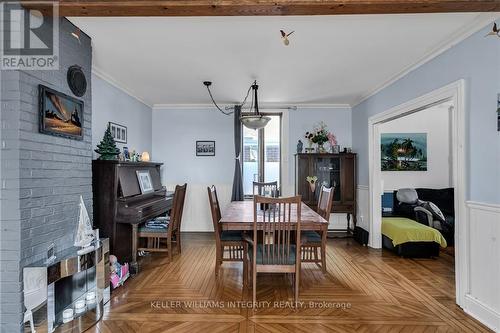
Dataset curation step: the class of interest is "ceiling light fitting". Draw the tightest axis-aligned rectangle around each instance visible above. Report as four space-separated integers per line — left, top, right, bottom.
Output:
280 29 295 46
485 22 499 38
239 81 271 130
203 80 270 130
71 28 81 44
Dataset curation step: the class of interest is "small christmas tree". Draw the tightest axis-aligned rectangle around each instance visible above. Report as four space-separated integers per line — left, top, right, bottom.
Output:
95 125 120 160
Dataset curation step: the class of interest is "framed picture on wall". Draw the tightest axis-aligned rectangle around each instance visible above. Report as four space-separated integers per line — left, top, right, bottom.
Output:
196 141 215 156
39 85 84 140
381 133 427 171
109 122 127 143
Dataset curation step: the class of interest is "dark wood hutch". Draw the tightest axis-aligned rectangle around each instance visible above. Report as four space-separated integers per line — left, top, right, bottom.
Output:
294 153 357 233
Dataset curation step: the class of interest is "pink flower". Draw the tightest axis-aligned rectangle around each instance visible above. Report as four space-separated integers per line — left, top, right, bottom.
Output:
327 132 337 146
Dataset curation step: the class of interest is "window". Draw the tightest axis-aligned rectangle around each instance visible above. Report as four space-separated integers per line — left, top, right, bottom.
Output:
242 114 281 196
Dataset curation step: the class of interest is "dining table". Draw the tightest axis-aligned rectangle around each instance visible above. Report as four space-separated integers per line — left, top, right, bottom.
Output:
219 200 328 232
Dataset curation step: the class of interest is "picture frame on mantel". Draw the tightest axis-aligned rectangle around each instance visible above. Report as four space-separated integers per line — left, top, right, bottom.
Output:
109 122 127 143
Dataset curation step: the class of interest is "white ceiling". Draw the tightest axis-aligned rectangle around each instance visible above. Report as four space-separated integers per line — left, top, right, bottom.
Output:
69 14 496 107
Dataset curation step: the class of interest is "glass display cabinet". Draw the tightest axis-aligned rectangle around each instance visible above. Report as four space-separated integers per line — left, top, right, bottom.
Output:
295 153 357 233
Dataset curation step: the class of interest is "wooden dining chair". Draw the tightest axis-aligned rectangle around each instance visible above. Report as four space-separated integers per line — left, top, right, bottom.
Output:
301 185 333 273
250 195 302 305
138 183 187 261
252 181 279 197
207 185 248 287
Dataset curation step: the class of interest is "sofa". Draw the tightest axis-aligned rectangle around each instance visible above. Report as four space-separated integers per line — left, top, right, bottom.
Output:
392 188 455 245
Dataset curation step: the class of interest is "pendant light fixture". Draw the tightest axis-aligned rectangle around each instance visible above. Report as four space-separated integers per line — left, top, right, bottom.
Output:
240 81 271 130
203 80 271 130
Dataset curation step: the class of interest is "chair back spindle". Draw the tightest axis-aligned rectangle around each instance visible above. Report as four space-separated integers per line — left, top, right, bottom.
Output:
317 185 334 221
253 181 279 197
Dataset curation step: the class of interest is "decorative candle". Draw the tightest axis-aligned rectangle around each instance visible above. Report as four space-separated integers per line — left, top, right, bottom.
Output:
75 300 86 313
62 309 74 323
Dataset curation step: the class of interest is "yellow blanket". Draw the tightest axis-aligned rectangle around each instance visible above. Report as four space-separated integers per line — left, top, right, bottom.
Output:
382 217 447 248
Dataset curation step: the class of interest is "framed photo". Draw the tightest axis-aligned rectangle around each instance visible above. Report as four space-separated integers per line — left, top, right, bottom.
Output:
109 122 127 143
39 85 84 140
136 170 154 194
196 140 215 156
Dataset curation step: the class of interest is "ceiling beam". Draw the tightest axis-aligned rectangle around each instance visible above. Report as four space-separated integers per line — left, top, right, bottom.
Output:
23 0 500 17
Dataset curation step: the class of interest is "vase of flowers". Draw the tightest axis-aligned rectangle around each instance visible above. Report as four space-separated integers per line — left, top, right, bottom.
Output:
306 176 318 193
312 122 329 153
305 122 339 154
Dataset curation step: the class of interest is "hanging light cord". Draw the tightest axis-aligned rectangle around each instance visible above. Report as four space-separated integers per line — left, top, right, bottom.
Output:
239 81 254 111
204 80 256 116
205 83 233 115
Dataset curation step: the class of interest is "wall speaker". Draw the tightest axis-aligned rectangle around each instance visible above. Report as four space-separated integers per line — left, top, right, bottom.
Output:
67 65 87 97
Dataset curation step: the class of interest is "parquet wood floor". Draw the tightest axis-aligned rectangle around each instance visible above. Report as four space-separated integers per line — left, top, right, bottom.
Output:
88 233 491 333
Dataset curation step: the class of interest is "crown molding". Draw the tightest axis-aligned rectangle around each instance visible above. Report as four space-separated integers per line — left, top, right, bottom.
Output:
351 13 500 108
152 102 351 110
152 104 231 110
92 66 152 108
291 103 351 109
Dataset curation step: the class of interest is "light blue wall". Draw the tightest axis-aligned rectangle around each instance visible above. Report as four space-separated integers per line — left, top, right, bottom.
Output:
92 74 152 158
288 107 352 187
152 108 234 184
352 24 500 204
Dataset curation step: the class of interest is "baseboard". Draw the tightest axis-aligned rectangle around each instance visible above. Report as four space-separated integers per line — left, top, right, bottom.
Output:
464 294 500 332
353 226 369 246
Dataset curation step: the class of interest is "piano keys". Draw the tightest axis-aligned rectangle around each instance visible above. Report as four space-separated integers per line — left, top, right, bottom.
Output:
92 160 172 273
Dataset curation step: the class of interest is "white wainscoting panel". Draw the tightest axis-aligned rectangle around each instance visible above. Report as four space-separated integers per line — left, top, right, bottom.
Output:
356 185 370 232
464 201 500 332
328 213 351 230
165 183 232 232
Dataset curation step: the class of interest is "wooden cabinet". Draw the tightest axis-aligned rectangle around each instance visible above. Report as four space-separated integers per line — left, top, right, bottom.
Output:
294 153 357 232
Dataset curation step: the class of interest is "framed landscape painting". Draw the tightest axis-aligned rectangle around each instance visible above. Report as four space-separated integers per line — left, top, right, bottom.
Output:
381 133 427 171
39 85 84 140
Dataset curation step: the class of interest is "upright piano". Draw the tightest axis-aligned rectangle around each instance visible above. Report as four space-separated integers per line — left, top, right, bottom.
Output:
92 160 173 273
